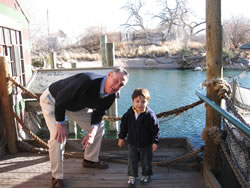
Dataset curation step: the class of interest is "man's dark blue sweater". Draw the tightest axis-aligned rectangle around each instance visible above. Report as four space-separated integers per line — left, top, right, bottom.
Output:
49 72 116 124
118 106 160 148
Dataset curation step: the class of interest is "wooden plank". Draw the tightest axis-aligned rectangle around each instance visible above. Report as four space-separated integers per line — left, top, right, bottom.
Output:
0 152 206 188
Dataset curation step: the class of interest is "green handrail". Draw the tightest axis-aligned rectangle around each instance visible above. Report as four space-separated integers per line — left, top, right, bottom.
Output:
195 91 250 138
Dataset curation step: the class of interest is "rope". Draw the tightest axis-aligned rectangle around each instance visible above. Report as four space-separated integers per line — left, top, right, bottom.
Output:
12 110 85 159
8 75 203 122
8 75 205 165
201 78 250 187
156 100 204 118
14 106 204 163
7 76 40 100
103 100 204 122
202 126 249 188
202 78 232 99
10 74 248 182
219 141 249 188
99 146 204 167
153 146 204 167
225 97 249 126
12 111 48 149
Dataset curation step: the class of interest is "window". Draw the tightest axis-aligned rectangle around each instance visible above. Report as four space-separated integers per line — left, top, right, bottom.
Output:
0 26 25 87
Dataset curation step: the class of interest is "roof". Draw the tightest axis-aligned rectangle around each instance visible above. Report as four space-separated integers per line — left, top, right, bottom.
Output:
15 0 30 23
240 42 250 50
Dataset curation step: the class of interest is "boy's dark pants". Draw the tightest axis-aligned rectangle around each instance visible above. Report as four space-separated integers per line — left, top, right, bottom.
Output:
128 144 153 177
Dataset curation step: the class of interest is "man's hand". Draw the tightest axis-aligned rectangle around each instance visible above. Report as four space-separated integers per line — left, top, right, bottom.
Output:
118 139 124 148
55 123 67 143
152 143 158 152
81 125 98 150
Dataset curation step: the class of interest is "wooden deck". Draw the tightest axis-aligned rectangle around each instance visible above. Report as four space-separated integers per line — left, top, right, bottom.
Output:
0 152 206 188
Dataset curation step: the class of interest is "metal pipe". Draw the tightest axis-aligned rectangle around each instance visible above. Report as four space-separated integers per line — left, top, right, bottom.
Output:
195 91 250 138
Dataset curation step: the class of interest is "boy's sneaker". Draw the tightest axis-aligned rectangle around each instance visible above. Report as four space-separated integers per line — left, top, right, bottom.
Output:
128 176 136 186
140 176 151 184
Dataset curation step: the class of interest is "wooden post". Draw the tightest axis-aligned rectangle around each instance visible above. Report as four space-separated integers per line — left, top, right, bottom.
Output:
205 0 223 170
106 42 118 132
106 43 115 67
68 120 77 139
100 35 107 67
0 57 18 153
50 52 57 69
71 62 76 68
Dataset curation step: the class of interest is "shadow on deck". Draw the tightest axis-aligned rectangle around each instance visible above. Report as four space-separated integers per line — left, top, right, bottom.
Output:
0 138 207 188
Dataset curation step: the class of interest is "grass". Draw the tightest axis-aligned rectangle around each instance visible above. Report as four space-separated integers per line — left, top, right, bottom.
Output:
55 40 206 63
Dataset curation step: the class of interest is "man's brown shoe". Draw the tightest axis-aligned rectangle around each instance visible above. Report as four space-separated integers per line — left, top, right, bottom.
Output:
82 159 109 169
52 177 64 188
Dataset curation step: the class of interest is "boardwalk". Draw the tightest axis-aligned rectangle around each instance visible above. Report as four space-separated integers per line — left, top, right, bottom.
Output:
0 152 206 188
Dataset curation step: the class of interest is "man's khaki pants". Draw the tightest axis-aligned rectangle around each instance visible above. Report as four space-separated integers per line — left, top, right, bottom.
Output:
40 88 105 179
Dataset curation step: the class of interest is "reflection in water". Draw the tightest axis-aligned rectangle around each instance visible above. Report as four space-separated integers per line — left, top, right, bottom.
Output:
117 69 250 148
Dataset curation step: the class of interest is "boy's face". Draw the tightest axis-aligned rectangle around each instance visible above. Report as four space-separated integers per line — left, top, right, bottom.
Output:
132 95 148 114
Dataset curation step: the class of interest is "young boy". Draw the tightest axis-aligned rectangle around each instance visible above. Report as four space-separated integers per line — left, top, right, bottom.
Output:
118 88 160 186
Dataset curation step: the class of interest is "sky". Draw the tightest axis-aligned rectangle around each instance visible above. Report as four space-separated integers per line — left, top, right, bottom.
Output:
20 0 250 39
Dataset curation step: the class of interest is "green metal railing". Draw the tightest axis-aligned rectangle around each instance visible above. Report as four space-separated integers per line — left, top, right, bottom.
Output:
195 91 250 138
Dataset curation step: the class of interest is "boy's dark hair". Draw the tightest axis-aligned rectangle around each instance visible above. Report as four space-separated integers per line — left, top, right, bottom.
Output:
132 88 150 101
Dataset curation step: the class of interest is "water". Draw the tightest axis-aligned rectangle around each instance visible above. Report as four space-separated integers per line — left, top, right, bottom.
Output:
116 69 250 149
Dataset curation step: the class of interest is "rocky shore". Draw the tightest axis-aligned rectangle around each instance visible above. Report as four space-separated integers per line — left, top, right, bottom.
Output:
58 56 250 70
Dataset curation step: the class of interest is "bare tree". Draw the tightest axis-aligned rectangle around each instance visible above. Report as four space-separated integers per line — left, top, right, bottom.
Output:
154 0 189 41
223 16 250 48
121 0 146 31
186 21 206 37
121 0 156 44
77 26 106 52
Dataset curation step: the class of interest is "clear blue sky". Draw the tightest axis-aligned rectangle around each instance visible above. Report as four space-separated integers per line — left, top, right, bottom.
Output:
20 0 250 38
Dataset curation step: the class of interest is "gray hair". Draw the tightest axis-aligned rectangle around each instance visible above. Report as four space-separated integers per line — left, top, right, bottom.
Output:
112 67 129 78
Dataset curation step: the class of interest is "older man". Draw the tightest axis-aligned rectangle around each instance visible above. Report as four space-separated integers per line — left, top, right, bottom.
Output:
40 67 129 188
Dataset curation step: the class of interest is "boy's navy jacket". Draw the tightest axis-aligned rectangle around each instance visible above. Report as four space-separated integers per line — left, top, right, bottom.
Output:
49 72 116 124
118 106 160 148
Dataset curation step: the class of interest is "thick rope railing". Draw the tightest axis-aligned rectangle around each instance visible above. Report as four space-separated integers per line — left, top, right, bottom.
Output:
8 75 205 165
202 78 249 188
103 100 204 122
202 126 249 188
12 111 48 149
99 145 204 167
153 145 204 167
7 76 40 100
13 110 85 159
9 75 249 185
7 75 204 122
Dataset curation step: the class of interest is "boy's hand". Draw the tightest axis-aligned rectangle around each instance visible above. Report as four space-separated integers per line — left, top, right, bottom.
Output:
152 143 158 152
118 139 124 148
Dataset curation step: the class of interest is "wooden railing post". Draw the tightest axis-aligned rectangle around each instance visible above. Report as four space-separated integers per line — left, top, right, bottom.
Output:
106 42 119 132
0 56 18 153
50 52 57 69
100 35 107 67
106 43 115 67
205 0 223 170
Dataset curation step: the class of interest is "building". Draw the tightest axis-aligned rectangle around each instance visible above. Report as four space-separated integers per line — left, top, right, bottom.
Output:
0 0 32 84
0 0 32 157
